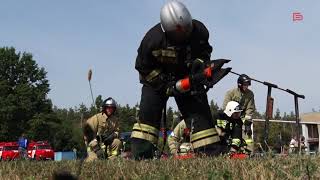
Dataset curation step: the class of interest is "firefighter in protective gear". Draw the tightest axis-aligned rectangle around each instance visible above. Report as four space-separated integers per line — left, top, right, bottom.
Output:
216 101 247 153
132 1 224 159
167 119 192 155
222 74 256 153
83 97 122 162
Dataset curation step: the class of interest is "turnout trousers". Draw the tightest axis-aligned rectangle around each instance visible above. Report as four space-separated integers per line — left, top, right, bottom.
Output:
131 85 222 159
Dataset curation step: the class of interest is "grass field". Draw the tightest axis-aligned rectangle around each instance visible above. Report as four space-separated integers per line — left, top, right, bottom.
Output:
0 155 319 180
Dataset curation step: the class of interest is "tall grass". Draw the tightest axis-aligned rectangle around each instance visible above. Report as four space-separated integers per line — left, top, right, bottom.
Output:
0 155 319 180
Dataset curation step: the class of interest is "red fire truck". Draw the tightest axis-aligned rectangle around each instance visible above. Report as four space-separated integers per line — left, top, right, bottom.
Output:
27 141 54 160
0 142 19 161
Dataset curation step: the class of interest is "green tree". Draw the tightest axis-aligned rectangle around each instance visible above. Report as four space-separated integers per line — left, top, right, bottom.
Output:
53 105 88 151
166 106 174 130
283 111 296 121
117 104 136 132
253 110 263 119
209 100 220 116
95 95 103 110
274 108 281 119
0 47 53 141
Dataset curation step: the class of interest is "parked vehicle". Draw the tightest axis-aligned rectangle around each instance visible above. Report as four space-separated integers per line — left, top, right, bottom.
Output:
0 142 19 160
27 141 54 160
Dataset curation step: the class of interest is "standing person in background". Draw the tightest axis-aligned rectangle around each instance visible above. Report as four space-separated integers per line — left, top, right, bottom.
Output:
18 133 28 159
222 74 256 153
300 136 307 153
289 136 298 154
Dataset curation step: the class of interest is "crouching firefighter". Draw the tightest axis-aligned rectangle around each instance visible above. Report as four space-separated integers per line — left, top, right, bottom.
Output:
215 101 248 154
83 97 122 162
222 74 255 153
131 1 231 159
168 116 193 156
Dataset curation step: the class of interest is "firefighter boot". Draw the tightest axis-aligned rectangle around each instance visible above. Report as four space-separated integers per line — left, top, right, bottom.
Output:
131 138 157 160
194 142 228 157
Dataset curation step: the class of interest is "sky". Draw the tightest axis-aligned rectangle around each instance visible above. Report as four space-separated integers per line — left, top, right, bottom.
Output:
0 0 319 115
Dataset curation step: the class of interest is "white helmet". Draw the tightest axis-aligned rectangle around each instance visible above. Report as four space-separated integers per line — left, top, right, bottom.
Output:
224 101 243 117
160 1 193 44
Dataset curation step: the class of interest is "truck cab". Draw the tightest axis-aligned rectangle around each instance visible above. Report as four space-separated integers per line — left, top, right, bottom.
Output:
0 142 19 161
27 141 54 160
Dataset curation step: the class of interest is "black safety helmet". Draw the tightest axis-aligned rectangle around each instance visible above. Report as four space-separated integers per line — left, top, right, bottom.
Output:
237 74 251 86
101 97 117 112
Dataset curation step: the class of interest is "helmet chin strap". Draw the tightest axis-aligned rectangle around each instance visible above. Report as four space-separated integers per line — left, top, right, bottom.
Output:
160 24 165 32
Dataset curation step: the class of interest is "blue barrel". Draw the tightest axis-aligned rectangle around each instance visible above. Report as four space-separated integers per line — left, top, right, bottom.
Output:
54 151 76 161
